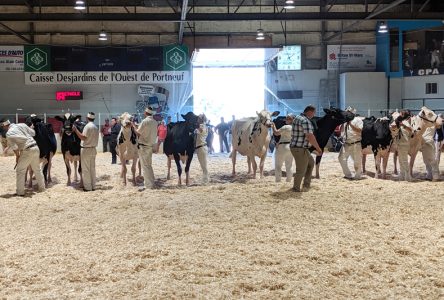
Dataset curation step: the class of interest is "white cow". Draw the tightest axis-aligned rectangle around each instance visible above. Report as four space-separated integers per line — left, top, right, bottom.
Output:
117 112 139 185
409 106 443 179
231 110 279 178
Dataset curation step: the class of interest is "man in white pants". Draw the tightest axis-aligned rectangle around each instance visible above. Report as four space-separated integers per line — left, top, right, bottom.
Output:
422 126 440 181
134 106 158 191
195 114 209 184
338 107 363 180
271 113 294 182
2 119 45 196
393 110 413 181
73 112 99 191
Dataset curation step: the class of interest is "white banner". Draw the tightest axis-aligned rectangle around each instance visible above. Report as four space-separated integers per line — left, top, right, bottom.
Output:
25 71 190 85
327 45 376 71
0 46 24 71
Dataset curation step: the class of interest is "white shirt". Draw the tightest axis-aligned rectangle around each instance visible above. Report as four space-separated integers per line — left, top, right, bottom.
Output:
138 116 158 146
81 122 99 148
276 125 292 143
341 117 363 143
422 126 436 144
195 124 208 148
398 120 412 146
6 123 36 151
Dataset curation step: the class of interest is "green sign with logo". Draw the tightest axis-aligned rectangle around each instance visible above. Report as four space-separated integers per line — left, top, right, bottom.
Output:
163 45 189 71
24 45 51 71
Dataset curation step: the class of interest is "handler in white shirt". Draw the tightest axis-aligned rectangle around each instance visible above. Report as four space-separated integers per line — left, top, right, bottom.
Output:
195 114 209 184
2 119 45 196
271 113 295 182
134 106 158 190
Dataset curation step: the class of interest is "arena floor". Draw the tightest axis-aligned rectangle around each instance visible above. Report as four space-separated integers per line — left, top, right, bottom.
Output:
1 151 444 298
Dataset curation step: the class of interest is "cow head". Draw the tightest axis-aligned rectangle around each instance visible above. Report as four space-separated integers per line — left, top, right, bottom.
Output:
412 106 443 132
25 114 43 127
256 110 280 128
181 112 199 131
323 107 355 123
119 112 133 128
55 113 82 135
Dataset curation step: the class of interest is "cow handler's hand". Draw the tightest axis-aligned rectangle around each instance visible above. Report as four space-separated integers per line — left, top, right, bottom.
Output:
313 149 322 156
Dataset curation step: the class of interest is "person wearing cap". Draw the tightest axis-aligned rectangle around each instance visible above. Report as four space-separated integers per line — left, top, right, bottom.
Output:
338 106 363 180
1 118 45 196
271 113 295 183
101 118 111 153
72 112 99 191
195 114 209 184
393 109 413 181
290 105 322 192
133 106 158 190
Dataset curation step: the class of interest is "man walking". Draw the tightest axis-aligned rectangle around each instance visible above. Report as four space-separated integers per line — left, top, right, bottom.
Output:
134 106 158 191
73 112 99 191
109 117 121 164
1 118 45 196
290 105 322 192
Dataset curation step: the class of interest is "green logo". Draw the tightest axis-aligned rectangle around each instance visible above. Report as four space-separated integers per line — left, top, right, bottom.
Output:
164 45 188 71
25 46 50 71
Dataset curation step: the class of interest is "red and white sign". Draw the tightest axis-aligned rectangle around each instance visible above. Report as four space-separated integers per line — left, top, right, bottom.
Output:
56 91 83 101
0 46 24 71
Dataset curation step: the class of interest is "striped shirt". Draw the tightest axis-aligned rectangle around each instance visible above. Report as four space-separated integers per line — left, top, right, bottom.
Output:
290 114 314 148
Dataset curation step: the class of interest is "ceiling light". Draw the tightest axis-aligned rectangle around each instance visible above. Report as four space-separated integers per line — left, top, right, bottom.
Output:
74 0 86 10
256 28 265 40
378 21 388 33
284 0 296 9
98 30 108 41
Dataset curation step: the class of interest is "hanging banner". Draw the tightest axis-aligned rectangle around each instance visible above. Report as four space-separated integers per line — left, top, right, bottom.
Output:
0 46 24 71
24 71 189 85
327 45 376 71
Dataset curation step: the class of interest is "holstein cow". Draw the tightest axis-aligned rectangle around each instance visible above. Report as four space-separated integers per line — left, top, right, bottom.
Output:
361 116 393 179
164 112 199 185
25 115 57 187
117 112 139 185
55 113 85 185
231 110 280 178
408 106 443 179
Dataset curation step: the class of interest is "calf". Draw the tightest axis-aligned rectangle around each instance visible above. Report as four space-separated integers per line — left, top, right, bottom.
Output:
164 112 199 185
231 110 280 178
117 112 139 186
55 113 85 186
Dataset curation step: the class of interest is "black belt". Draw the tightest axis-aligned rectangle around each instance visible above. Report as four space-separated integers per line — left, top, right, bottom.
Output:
138 143 149 147
195 144 207 149
279 142 290 145
24 143 37 150
345 140 361 145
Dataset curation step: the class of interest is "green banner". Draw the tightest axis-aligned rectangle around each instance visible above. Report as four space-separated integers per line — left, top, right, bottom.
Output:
24 45 51 71
163 45 189 71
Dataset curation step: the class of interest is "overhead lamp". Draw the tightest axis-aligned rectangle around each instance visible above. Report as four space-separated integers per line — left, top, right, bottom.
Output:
74 0 86 10
378 21 388 33
256 28 265 40
98 30 108 41
284 0 296 9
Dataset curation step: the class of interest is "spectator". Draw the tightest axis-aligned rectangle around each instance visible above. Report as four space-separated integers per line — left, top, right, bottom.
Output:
157 120 167 153
195 114 209 184
101 118 111 152
109 117 121 164
206 120 215 154
215 117 230 153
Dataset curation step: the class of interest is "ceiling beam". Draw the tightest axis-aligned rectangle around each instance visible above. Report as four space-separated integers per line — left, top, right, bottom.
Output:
178 0 188 44
0 22 32 43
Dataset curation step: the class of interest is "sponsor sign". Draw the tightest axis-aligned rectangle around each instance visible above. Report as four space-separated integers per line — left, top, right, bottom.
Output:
404 67 444 76
327 45 376 71
0 46 24 71
163 45 189 71
138 85 155 96
24 45 51 71
25 71 189 85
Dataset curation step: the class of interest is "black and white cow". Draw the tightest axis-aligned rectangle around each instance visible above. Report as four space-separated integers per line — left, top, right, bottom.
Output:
55 113 85 186
25 115 57 187
231 110 280 178
361 116 393 179
164 112 199 185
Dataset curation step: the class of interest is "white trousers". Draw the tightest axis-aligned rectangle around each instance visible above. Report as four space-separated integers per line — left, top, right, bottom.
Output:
422 142 439 180
274 144 293 182
338 143 362 179
196 146 209 183
16 146 44 195
138 145 155 188
397 144 411 181
81 147 97 191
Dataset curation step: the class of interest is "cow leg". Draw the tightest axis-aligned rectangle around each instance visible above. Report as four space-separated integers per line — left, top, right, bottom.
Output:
259 155 266 179
362 153 367 174
231 150 237 176
121 158 127 185
315 155 322 179
47 152 54 183
251 156 258 179
247 157 252 175
382 151 389 179
65 159 72 186
173 153 182 185
167 155 172 180
184 155 193 186
42 161 49 188
131 159 137 186
374 153 381 179
74 161 79 182
393 151 399 175
409 152 417 178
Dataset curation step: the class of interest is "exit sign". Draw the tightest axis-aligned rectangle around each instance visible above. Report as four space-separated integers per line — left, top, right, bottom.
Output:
56 91 83 101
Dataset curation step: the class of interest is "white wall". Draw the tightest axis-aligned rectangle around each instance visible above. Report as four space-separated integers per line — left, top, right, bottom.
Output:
340 72 389 116
402 74 444 114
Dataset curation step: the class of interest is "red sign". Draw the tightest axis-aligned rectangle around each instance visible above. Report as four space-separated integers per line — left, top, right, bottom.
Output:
56 91 83 101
